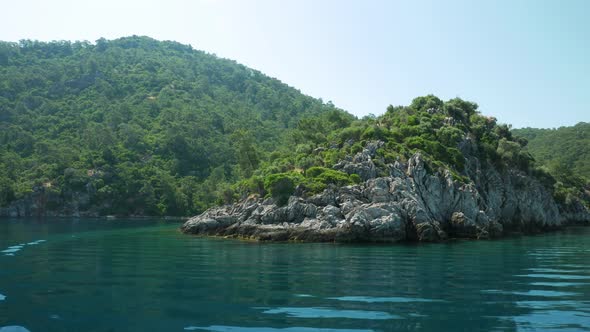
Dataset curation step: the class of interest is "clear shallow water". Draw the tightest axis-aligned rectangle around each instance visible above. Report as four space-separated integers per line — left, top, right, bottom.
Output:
0 218 589 332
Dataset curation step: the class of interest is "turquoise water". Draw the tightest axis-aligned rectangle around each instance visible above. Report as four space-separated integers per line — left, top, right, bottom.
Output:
1 218 589 332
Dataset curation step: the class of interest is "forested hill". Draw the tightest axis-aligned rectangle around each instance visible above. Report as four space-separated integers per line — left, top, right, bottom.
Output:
0 36 347 216
513 123 590 179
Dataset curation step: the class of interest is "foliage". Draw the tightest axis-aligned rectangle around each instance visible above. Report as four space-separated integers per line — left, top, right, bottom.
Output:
263 172 303 206
0 37 586 214
0 36 342 214
513 123 590 179
512 123 590 206
304 167 359 193
237 94 587 210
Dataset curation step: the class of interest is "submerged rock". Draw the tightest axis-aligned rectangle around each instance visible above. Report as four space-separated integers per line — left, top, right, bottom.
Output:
182 148 590 243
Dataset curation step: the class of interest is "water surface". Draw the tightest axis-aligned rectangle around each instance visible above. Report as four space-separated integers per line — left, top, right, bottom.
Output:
1 218 589 331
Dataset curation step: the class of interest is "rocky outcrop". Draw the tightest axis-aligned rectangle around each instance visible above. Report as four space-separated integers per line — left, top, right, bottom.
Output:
182 143 590 242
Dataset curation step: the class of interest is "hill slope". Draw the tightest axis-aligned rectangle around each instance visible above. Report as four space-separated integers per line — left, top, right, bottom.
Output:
0 36 346 216
513 123 590 179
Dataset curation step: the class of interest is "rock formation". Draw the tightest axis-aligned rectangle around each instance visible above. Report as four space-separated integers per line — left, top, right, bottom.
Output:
182 141 590 242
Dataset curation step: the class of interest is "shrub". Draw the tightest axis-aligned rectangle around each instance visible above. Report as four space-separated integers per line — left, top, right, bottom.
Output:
350 142 363 154
410 95 443 113
233 176 265 198
436 126 464 147
306 167 354 186
361 125 387 140
303 167 359 194
337 126 364 144
316 169 354 186
264 172 302 206
321 150 346 167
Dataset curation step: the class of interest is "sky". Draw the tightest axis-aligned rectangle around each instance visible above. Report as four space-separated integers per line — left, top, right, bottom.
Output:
0 0 588 128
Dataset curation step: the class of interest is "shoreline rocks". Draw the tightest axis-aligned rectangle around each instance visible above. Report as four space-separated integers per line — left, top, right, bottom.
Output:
182 148 590 243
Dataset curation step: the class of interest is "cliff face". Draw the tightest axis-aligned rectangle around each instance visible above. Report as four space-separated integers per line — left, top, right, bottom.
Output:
181 142 590 242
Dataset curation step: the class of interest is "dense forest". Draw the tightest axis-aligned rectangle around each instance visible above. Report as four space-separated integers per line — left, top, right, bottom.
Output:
513 123 590 179
0 36 344 216
0 37 587 217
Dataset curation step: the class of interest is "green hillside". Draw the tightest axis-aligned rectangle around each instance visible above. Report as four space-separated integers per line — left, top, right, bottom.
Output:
0 36 587 217
513 123 590 179
0 36 345 216
230 95 589 210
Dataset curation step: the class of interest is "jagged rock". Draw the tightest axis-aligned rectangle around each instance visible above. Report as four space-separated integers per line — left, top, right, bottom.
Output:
182 147 590 243
334 143 382 181
450 211 490 239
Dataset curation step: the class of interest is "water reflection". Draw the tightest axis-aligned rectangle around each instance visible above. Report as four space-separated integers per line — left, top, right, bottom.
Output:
1 239 46 256
328 296 445 303
184 326 376 332
481 289 579 297
515 273 590 280
0 327 31 332
258 306 399 320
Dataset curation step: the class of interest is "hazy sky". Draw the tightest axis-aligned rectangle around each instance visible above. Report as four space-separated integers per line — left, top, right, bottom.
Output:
1 0 588 128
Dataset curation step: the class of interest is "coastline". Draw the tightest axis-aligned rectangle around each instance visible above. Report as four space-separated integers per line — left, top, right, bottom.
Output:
0 215 189 221
183 224 590 244
181 149 590 243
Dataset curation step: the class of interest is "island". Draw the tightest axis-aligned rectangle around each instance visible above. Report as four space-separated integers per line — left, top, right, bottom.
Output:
0 37 588 241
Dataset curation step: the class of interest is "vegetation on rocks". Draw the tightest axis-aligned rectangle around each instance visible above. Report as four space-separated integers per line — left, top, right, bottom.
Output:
182 96 589 242
231 94 588 210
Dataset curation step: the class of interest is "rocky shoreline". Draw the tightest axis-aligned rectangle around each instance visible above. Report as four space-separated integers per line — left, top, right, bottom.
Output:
182 143 590 243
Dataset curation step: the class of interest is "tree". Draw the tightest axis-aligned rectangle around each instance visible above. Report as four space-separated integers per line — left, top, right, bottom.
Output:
234 131 260 178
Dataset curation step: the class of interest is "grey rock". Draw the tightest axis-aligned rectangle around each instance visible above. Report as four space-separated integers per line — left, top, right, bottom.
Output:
334 143 380 181
182 147 590 243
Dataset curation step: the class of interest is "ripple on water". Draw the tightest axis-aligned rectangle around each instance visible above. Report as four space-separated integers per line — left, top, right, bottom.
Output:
561 264 590 269
1 248 21 254
257 307 399 320
514 273 590 280
529 282 587 287
509 310 590 331
0 327 31 332
526 268 586 273
184 326 376 332
26 240 46 246
2 240 46 256
515 300 590 310
327 296 444 303
481 289 580 297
